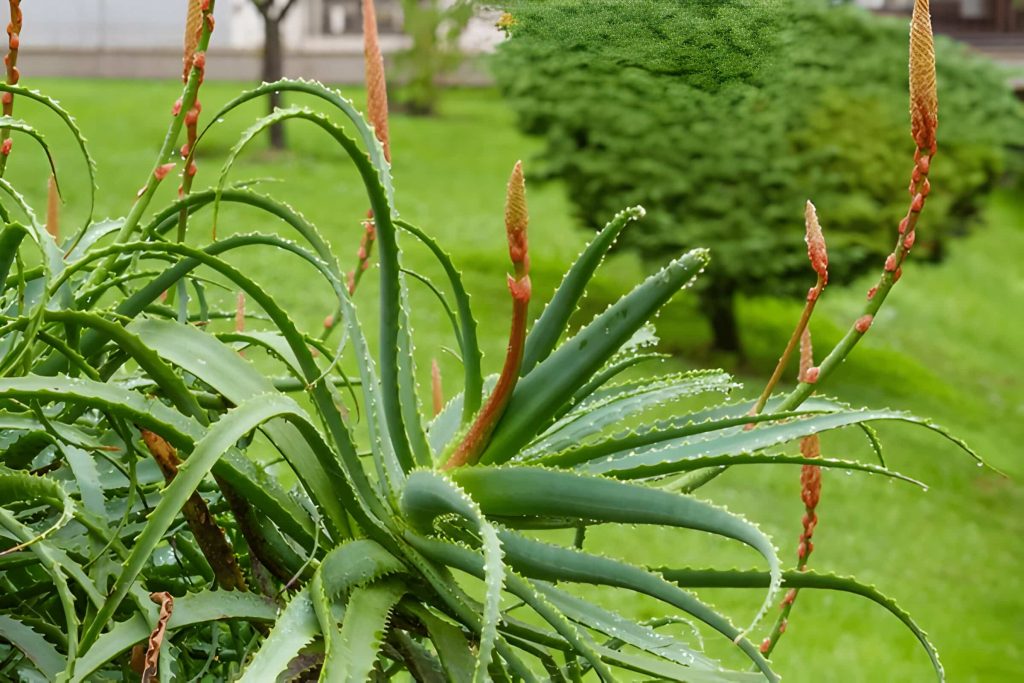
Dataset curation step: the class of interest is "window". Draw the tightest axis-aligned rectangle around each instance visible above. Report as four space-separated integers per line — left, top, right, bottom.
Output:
317 0 402 36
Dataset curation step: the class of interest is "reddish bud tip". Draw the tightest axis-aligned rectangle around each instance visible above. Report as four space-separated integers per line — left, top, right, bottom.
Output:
9 33 18 50
1 92 12 106
894 267 903 282
172 99 183 116
779 619 788 635
804 200 828 283
193 52 206 71
783 589 798 606
911 193 925 212
760 638 772 654
804 366 820 384
0 138 11 156
184 107 200 127
154 163 176 181
903 230 916 250
186 162 198 177
917 154 931 174
884 254 897 272
323 314 335 329
867 286 878 300
855 314 874 334
898 217 909 234
806 286 819 303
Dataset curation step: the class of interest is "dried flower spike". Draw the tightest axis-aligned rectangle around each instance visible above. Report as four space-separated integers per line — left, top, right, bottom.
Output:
183 0 203 81
909 0 938 153
363 0 390 161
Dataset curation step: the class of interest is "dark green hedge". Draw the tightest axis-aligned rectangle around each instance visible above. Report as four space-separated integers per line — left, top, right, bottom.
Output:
492 0 1023 349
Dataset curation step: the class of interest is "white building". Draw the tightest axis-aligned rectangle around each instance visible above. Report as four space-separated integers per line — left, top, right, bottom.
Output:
19 0 502 81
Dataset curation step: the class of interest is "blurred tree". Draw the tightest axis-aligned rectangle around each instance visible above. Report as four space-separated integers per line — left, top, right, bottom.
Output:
249 0 302 149
494 0 1023 354
394 0 476 115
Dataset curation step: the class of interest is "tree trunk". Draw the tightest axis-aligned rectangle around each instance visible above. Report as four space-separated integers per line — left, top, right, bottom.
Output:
262 16 286 150
699 284 742 355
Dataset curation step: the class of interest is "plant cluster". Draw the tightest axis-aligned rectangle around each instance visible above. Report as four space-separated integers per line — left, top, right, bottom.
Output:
491 0 1024 352
0 0 983 681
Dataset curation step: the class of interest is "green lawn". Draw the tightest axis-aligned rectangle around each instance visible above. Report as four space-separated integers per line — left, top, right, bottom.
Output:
9 79 1022 681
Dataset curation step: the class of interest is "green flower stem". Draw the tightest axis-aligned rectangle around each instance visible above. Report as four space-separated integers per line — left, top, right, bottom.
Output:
84 0 216 294
775 154 931 414
750 274 824 417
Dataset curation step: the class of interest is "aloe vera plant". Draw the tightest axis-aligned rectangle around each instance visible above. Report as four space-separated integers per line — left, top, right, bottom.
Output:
0 0 984 680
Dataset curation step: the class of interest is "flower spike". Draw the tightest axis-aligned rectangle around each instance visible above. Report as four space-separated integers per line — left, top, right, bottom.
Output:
445 161 531 470
804 200 828 285
909 0 938 154
363 0 391 162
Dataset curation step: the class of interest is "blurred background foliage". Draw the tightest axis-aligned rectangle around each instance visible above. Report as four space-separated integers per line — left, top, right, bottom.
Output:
492 0 1024 353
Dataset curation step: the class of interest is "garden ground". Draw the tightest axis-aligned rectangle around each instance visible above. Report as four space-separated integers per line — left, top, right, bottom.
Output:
8 80 1023 681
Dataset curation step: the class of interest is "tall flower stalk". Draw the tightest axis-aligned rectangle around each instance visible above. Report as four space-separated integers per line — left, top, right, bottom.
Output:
445 161 530 470
0 0 21 175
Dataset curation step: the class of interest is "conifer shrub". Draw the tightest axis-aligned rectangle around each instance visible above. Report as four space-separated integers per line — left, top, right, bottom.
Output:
492 0 1024 351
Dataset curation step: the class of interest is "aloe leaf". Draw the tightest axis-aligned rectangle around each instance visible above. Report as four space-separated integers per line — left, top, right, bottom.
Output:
0 117 60 192
325 579 406 682
658 568 944 681
63 238 390 530
400 470 505 682
0 84 97 234
236 587 320 683
452 466 780 635
62 218 123 263
212 106 415 478
565 350 669 410
129 317 353 541
531 580 721 672
521 206 646 374
72 591 278 683
0 615 65 679
44 309 206 422
78 393 318 651
404 533 613 682
537 397 838 466
63 445 108 520
404 602 477 683
398 219 483 423
0 375 199 445
523 370 737 458
481 248 709 465
199 78 395 209
492 532 777 682
0 222 27 286
578 408 978 479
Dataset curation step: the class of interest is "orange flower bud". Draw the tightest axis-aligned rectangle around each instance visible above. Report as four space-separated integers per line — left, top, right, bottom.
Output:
505 161 529 279
804 200 828 284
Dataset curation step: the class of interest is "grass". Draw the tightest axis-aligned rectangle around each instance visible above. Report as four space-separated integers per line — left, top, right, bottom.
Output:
7 78 1022 680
